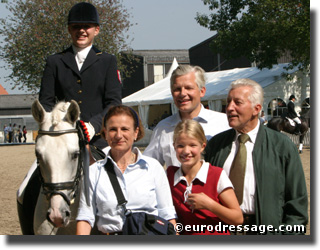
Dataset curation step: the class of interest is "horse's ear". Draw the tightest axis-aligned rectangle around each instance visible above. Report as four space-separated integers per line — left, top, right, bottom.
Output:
66 100 80 124
32 100 46 123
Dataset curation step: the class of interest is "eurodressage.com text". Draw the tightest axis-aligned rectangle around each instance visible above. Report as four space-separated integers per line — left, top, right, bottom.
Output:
174 222 306 234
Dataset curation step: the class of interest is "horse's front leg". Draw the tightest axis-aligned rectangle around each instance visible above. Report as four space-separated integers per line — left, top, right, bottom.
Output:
299 134 305 154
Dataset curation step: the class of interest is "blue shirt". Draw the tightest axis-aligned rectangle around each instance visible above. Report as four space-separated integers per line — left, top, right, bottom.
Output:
76 147 177 233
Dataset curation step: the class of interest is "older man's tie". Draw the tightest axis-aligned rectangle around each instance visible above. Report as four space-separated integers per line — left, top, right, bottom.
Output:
229 134 250 205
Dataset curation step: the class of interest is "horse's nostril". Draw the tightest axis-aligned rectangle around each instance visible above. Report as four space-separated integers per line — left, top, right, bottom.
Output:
65 210 71 218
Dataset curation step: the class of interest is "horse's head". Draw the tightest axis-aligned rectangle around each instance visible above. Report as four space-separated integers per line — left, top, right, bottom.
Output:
32 100 81 228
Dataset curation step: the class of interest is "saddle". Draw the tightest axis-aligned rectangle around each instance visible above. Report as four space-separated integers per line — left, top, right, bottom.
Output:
285 117 296 127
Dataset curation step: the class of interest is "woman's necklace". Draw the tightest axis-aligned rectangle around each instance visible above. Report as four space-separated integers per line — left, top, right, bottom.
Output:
118 152 136 173
130 152 136 164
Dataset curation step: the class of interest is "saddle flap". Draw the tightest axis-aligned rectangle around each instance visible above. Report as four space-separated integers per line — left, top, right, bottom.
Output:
285 117 295 127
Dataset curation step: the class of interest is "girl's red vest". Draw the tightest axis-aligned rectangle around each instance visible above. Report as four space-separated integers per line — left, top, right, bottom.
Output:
167 164 230 235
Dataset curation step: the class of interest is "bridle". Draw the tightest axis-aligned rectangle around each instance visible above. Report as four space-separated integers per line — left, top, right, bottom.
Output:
36 122 86 206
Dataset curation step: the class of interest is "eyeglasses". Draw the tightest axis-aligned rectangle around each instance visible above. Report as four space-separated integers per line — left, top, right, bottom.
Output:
70 24 96 30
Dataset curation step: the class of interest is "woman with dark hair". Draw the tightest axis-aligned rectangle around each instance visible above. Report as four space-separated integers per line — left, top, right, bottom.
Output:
76 105 177 235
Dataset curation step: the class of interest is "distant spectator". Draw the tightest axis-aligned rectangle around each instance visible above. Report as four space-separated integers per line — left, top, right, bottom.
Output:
18 125 23 143
259 111 267 125
13 123 19 143
23 126 27 143
3 125 9 143
8 123 13 143
161 111 170 120
149 119 158 130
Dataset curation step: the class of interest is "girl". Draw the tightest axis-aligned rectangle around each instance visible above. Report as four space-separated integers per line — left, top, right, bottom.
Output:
167 120 243 235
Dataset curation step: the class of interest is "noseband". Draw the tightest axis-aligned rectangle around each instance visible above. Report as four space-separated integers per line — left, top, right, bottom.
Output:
36 123 86 206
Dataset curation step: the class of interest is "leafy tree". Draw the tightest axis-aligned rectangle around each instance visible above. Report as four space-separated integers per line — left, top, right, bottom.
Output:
0 0 134 93
196 0 310 72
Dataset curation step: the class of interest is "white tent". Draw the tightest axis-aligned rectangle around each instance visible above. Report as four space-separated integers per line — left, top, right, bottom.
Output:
123 59 310 129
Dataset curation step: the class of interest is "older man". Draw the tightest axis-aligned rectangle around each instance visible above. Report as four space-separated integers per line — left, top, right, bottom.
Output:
204 78 308 235
143 65 230 167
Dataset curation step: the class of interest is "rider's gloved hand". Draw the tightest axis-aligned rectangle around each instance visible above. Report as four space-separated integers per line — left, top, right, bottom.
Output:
78 120 95 144
84 122 95 141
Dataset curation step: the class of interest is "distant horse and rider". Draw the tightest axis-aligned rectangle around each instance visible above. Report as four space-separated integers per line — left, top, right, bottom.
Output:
267 95 310 154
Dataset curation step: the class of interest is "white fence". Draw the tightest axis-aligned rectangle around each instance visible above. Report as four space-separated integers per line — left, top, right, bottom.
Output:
281 129 311 146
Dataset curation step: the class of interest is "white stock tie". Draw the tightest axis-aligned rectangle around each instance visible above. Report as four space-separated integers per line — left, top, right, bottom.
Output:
76 51 86 70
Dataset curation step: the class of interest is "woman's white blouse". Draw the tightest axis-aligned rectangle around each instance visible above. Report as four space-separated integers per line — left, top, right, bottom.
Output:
76 147 177 233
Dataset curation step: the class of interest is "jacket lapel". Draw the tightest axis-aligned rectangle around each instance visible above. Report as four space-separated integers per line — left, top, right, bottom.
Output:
61 46 81 77
80 46 101 73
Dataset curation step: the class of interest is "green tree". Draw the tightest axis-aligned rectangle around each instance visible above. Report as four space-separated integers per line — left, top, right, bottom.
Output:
0 0 134 93
196 0 310 72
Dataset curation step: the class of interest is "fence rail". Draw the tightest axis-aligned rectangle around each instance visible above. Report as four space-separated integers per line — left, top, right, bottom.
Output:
281 128 310 146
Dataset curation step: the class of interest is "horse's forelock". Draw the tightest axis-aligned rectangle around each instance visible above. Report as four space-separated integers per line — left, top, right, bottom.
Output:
51 102 71 126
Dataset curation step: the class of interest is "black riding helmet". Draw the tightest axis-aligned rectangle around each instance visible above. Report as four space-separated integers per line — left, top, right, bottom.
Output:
68 2 100 25
289 94 296 100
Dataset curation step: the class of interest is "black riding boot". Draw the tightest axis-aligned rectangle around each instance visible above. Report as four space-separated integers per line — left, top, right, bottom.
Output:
294 123 301 135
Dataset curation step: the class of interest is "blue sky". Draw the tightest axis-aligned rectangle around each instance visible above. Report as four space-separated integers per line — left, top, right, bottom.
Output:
122 0 214 50
0 0 214 94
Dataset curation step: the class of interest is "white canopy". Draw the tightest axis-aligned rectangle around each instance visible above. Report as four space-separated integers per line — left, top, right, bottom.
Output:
122 59 305 128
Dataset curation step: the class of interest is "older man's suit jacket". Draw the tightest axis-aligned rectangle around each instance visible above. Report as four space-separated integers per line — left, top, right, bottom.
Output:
204 124 308 234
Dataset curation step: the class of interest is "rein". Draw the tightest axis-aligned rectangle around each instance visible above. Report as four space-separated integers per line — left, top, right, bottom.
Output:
36 122 86 206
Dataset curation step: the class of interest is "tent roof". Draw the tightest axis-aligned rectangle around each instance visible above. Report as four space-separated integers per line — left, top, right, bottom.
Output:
0 84 8 95
122 61 300 106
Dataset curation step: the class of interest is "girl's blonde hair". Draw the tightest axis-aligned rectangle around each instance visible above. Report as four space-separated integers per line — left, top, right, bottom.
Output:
173 119 206 145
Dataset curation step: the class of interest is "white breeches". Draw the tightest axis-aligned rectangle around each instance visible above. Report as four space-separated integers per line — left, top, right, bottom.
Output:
293 117 301 124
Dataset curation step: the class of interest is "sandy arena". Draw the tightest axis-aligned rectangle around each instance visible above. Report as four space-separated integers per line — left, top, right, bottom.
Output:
0 144 311 235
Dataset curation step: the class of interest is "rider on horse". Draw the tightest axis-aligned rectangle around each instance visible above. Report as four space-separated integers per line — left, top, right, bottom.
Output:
287 94 301 135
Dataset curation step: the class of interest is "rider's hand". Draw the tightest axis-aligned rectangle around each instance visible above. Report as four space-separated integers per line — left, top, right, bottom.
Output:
84 122 95 141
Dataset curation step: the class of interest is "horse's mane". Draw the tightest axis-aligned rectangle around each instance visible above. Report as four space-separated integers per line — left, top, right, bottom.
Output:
51 102 71 126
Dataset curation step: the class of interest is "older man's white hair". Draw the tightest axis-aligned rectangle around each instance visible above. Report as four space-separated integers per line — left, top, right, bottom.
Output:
230 78 264 114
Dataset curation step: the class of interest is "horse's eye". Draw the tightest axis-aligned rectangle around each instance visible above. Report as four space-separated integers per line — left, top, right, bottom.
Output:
71 152 80 160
